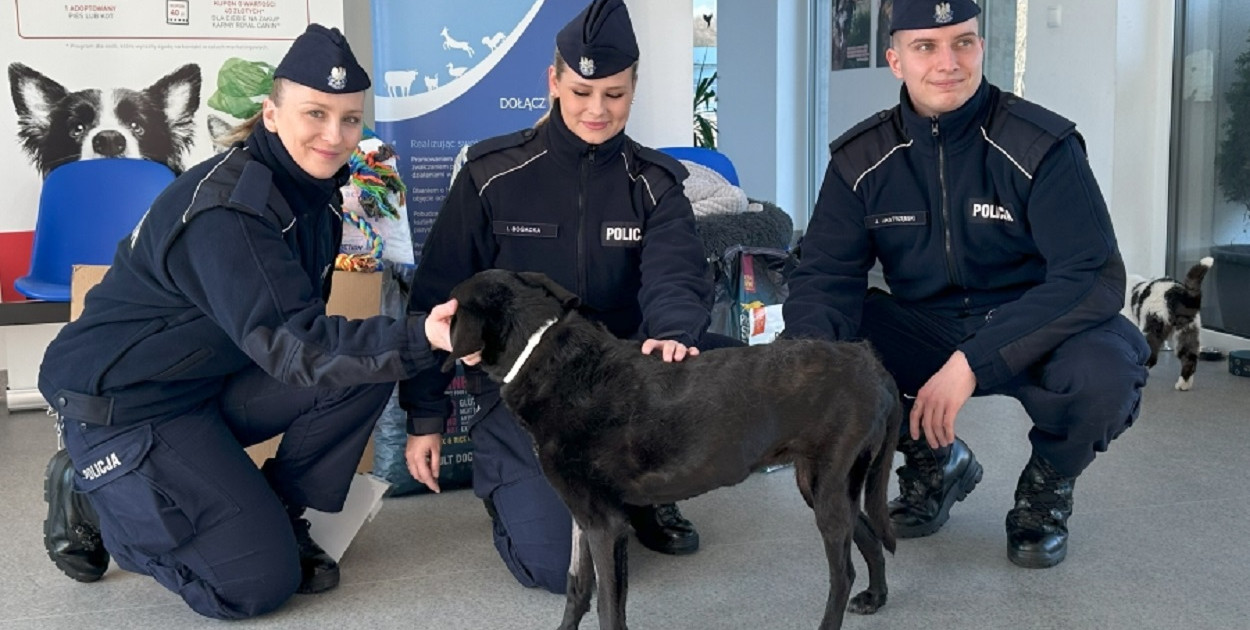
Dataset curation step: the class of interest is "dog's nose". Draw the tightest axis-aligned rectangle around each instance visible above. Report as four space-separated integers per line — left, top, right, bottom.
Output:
92 131 127 157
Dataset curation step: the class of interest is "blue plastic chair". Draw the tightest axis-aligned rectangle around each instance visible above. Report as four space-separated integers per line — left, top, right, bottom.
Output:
658 146 740 186
15 158 175 301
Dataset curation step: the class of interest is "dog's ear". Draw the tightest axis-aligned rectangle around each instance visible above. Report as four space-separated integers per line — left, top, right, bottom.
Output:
441 310 486 372
516 271 580 309
8 62 65 135
145 64 202 167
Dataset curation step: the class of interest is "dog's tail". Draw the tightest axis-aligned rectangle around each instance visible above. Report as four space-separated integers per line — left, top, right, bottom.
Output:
863 393 900 554
1182 257 1215 293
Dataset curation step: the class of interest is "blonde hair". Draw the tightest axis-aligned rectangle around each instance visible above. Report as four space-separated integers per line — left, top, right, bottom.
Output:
534 50 639 127
214 78 288 147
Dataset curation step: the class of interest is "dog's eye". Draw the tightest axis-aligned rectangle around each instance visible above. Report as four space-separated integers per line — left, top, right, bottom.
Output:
69 124 85 140
129 122 145 137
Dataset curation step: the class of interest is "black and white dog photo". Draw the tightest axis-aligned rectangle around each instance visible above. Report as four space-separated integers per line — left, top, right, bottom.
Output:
444 269 900 630
8 62 202 177
1126 257 1214 390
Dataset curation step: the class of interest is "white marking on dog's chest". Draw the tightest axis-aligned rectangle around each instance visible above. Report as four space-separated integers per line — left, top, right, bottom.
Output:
502 318 557 383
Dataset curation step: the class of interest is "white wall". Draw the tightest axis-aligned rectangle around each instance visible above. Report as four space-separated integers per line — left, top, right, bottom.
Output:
625 0 694 148
718 0 815 225
1022 1 1174 277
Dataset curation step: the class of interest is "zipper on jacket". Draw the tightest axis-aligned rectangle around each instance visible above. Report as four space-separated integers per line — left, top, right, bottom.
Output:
577 147 596 298
933 118 962 289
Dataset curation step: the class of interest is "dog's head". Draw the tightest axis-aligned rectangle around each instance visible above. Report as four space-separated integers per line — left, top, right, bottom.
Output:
9 62 202 177
443 270 580 381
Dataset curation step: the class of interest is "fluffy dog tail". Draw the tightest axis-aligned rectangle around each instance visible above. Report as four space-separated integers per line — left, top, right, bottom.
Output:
1183 257 1214 292
863 395 900 554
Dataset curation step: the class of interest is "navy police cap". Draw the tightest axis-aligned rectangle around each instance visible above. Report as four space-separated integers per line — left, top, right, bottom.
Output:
890 0 982 34
557 0 639 79
274 23 371 93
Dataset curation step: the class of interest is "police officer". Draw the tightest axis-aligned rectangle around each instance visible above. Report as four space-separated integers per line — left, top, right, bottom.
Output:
783 0 1150 569
402 0 718 594
38 24 458 619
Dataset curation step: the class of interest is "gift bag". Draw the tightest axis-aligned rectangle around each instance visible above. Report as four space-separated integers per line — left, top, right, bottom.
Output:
709 245 796 345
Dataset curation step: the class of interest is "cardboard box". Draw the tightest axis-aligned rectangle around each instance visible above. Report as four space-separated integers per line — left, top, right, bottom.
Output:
70 265 383 472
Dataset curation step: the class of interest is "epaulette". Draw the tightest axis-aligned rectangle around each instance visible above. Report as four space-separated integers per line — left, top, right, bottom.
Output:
183 148 291 229
827 108 907 189
633 143 689 182
985 92 1082 178
829 108 896 156
466 128 533 161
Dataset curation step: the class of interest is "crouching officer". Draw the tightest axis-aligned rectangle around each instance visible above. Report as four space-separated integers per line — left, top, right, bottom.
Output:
38 24 458 619
783 0 1149 569
399 0 731 595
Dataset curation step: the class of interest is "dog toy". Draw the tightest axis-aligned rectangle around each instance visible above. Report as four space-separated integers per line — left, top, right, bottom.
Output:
337 206 383 272
348 143 405 220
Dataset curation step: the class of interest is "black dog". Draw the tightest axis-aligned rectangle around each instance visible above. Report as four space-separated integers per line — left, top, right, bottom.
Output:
444 269 900 630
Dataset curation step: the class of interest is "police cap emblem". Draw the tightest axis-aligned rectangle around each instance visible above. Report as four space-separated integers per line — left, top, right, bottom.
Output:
934 2 954 24
579 56 596 77
328 66 347 90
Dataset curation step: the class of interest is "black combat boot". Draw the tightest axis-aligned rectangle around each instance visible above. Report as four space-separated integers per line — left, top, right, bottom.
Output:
625 503 700 555
43 449 110 582
889 435 983 538
288 507 340 594
1006 453 1075 569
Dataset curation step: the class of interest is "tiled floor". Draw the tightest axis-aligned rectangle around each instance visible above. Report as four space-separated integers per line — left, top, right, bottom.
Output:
2 350 1249 629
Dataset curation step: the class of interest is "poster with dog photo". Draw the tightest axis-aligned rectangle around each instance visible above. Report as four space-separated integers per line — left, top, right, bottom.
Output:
832 0 871 70
370 0 585 264
0 0 345 301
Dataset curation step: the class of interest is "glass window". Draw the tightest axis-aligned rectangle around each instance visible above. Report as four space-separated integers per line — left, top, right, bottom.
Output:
1172 0 1250 337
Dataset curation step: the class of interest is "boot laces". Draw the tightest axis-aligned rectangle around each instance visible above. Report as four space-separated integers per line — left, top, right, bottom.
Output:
72 523 102 551
654 503 686 527
895 445 942 503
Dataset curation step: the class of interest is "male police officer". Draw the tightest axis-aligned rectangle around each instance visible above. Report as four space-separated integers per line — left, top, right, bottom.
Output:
783 0 1149 568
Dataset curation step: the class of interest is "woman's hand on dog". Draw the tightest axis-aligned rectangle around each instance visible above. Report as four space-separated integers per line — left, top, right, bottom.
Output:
641 339 700 362
406 434 443 493
425 299 458 352
909 351 977 449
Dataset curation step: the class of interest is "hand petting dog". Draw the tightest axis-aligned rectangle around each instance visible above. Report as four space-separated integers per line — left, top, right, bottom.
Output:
640 338 699 362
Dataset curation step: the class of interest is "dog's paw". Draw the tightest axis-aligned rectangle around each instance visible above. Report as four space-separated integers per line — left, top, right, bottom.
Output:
847 590 886 615
1174 376 1193 391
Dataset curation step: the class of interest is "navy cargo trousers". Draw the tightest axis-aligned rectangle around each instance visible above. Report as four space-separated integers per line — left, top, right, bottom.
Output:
856 288 1150 478
57 364 391 619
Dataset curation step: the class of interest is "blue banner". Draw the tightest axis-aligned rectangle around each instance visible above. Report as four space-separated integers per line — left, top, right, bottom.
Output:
370 0 584 263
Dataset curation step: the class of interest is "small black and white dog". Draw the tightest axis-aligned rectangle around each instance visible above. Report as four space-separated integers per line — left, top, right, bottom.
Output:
1125 257 1214 390
8 62 202 177
444 269 900 630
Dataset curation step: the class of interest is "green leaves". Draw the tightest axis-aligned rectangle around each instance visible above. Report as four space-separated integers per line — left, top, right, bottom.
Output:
207 58 276 119
694 71 717 149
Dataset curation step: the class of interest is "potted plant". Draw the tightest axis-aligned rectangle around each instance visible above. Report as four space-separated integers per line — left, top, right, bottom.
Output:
1213 31 1250 336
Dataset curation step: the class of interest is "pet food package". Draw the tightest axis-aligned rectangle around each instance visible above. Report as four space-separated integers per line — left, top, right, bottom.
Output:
709 245 796 344
371 368 478 496
371 266 476 495
340 135 416 267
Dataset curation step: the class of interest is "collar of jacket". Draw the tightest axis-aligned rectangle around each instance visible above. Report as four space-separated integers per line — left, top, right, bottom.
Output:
899 79 991 154
245 124 348 216
543 97 627 172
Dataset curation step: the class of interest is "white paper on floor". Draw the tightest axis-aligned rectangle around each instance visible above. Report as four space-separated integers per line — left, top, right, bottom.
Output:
303 473 391 561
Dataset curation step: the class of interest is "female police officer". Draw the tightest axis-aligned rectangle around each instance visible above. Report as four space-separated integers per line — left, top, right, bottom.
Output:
400 0 715 595
38 24 458 619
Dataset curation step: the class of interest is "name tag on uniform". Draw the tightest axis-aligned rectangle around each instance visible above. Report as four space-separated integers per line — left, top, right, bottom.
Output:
494 221 558 238
601 222 643 247
866 212 927 229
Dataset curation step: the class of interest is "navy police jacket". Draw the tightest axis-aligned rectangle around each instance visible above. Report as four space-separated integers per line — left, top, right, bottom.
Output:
39 128 436 426
784 81 1126 390
400 102 710 434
